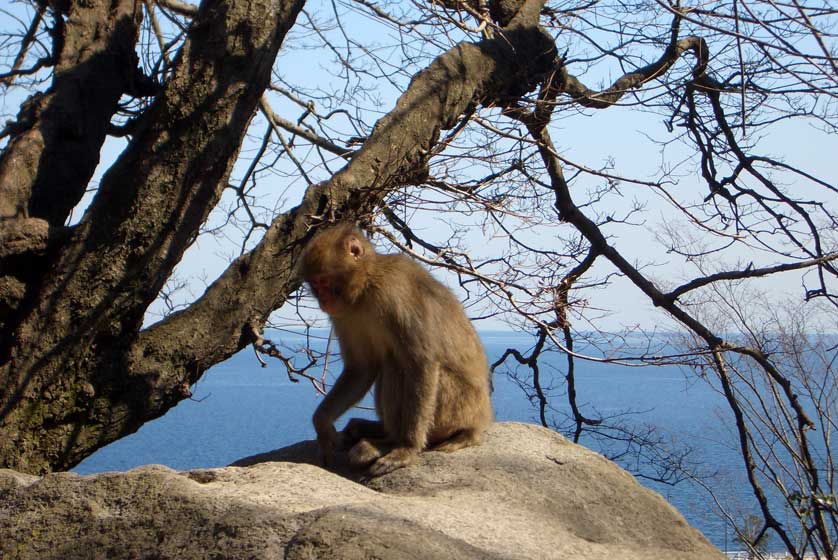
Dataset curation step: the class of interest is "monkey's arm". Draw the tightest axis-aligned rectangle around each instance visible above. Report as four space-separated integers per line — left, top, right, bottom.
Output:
313 366 376 464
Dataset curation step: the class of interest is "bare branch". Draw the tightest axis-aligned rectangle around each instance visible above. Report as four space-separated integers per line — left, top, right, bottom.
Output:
667 253 838 302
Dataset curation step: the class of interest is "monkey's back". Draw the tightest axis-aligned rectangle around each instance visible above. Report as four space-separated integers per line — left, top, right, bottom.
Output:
357 253 493 438
372 254 486 360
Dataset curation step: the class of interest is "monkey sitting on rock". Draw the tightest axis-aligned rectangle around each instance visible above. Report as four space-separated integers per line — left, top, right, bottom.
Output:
301 223 493 476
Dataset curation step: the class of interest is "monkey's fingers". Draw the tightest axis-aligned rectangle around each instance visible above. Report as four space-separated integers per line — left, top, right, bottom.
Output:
367 447 418 476
317 441 336 467
318 448 333 468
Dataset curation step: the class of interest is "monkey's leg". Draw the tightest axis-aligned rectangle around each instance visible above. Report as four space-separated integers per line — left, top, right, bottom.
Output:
366 363 441 476
432 429 482 453
348 437 391 468
342 418 388 448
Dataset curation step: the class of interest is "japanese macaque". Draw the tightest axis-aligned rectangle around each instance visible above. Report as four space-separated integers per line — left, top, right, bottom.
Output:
301 222 493 476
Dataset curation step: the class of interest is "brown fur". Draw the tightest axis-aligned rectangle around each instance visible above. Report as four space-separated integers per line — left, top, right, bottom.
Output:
301 223 493 475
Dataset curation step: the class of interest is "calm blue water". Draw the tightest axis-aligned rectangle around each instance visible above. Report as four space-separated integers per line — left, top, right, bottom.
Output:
73 330 768 552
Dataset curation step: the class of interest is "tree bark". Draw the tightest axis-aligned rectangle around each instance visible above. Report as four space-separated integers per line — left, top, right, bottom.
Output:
0 0 143 225
0 0 144 323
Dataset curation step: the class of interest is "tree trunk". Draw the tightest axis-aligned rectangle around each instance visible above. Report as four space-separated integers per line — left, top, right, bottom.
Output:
0 0 306 474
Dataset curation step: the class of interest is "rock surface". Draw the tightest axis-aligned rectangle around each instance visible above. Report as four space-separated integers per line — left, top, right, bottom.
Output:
0 422 723 559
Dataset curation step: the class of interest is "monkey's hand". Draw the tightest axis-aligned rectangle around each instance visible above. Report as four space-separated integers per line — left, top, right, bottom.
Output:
368 446 419 476
313 414 338 467
316 427 338 467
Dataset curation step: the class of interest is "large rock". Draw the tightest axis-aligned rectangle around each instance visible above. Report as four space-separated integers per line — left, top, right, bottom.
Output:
0 422 723 559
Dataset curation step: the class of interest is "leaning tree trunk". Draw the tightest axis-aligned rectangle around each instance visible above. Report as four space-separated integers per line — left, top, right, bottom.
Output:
0 0 306 473
0 0 553 474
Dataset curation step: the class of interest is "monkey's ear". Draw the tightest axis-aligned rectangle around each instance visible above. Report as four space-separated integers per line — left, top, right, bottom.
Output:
347 236 365 260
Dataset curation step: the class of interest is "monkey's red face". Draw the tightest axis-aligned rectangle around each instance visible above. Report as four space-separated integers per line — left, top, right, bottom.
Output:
302 224 371 317
307 274 343 316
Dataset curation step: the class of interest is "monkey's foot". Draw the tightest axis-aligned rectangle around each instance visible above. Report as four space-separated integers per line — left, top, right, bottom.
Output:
348 438 385 468
367 447 418 476
432 429 482 453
